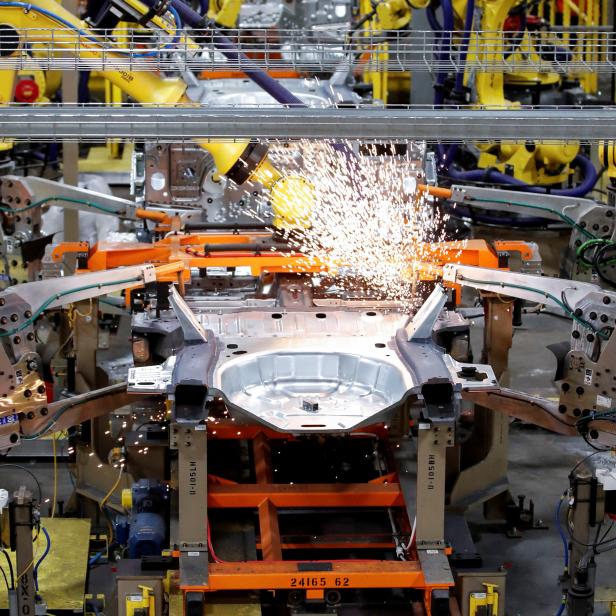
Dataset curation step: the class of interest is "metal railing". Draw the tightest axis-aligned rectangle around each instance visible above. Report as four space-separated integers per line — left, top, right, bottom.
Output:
1 27 614 74
0 103 615 142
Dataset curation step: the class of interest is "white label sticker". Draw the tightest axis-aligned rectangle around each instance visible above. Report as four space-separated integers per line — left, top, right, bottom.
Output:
584 369 593 385
206 267 230 276
187 551 201 556
426 549 439 555
597 395 612 408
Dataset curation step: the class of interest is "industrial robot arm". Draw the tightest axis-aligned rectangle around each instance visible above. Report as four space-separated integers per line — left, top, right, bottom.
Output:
0 261 183 451
420 182 615 285
442 263 616 448
0 0 311 228
0 174 203 233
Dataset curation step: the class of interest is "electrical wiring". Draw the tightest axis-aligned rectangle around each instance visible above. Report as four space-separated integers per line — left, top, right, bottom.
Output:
0 463 43 502
555 494 569 572
569 450 605 477
577 535 616 571
99 464 125 511
0 548 14 589
593 243 616 288
101 504 116 552
575 408 616 435
599 521 615 544
577 239 615 268
0 276 141 338
21 382 127 440
453 275 609 339
0 2 181 58
0 564 9 592
51 433 57 519
0 195 121 216
73 299 93 319
401 516 416 552
467 196 597 240
582 433 611 451
15 554 36 586
566 511 616 548
206 517 223 563
33 527 51 591
576 239 616 288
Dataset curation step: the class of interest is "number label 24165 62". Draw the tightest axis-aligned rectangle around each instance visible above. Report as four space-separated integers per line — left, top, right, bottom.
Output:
289 577 349 588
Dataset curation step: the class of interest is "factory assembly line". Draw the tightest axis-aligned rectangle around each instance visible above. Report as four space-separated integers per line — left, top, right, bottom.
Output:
0 0 616 614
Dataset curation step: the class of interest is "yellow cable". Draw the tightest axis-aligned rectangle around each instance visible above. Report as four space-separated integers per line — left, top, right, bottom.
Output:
51 433 57 519
99 465 124 511
15 530 41 584
73 299 93 319
15 556 35 584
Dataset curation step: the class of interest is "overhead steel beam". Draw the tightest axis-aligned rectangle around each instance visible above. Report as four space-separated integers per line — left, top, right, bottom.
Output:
1 105 616 142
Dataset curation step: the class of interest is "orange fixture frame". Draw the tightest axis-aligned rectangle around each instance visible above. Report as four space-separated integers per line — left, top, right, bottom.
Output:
173 429 452 616
52 235 536 289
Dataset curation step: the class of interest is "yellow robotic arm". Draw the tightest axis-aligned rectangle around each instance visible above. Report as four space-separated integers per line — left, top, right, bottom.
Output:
453 0 579 186
0 0 308 227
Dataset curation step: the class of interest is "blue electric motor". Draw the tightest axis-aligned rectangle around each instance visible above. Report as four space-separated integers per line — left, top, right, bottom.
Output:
122 479 168 558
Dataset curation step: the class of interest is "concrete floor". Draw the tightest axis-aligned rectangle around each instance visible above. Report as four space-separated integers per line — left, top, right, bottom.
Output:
2 312 616 615
466 311 616 616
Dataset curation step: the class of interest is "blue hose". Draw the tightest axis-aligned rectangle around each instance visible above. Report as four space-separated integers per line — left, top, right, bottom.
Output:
556 601 566 616
430 0 454 107
448 154 598 198
33 527 51 591
555 496 569 570
138 0 306 107
428 0 459 165
0 2 181 57
454 0 474 94
88 551 105 567
426 3 442 33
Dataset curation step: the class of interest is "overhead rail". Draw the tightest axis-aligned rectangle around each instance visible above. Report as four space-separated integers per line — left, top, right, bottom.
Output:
1 104 616 142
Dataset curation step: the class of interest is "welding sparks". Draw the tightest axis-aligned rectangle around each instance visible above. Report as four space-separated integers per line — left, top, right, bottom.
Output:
244 140 453 308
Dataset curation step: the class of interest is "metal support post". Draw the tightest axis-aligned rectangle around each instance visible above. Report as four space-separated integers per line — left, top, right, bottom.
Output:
175 424 209 590
416 421 451 547
449 293 514 510
567 472 604 616
9 486 36 616
416 418 455 588
61 0 80 243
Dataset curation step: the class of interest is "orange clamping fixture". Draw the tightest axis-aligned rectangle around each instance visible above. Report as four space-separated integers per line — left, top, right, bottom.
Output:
63 233 326 277
51 235 537 307
51 241 90 263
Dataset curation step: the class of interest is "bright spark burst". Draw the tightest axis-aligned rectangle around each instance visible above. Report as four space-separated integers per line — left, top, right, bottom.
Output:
244 140 453 309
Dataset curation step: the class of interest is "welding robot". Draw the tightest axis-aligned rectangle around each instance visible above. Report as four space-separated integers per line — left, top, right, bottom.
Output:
426 0 601 194
0 0 315 229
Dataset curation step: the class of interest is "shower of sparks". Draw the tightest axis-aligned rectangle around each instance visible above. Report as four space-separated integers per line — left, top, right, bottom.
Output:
243 140 456 309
